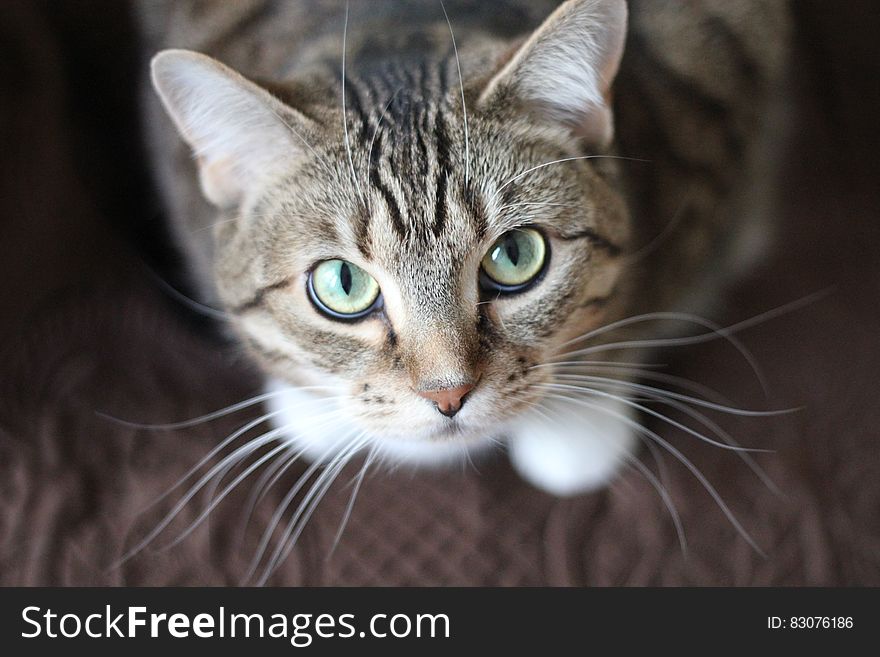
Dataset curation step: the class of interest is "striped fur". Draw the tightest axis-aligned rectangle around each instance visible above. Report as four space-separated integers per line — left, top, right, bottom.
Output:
140 0 790 493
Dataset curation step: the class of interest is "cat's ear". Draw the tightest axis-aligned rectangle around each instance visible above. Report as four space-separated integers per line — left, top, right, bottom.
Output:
151 49 310 208
478 0 627 147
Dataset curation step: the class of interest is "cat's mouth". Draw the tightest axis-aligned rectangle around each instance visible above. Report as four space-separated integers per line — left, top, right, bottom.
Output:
365 415 504 466
420 417 475 441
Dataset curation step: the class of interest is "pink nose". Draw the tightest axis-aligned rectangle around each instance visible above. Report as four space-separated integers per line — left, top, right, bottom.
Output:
417 383 475 418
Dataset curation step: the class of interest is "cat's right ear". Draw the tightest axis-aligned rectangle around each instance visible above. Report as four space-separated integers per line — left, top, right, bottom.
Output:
151 49 311 208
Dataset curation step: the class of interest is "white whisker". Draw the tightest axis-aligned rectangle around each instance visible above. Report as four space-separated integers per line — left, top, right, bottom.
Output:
546 376 795 417
263 103 337 181
644 394 783 497
639 431 672 496
193 216 239 233
619 193 690 265
163 440 294 550
363 87 403 199
537 382 770 453
329 443 377 556
111 423 291 569
341 2 366 208
549 291 832 395
491 155 648 204
550 311 770 394
135 408 282 514
144 266 233 321
535 359 668 370
256 435 368 585
238 409 357 540
518 390 684 553
134 395 345 513
553 369 734 411
547 368 781 490
440 0 469 185
99 387 328 431
242 433 360 584
625 454 688 557
496 201 582 213
536 389 765 555
235 448 301 550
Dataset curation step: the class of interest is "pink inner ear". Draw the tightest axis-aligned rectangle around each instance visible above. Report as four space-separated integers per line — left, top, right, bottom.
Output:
196 155 242 209
575 104 614 150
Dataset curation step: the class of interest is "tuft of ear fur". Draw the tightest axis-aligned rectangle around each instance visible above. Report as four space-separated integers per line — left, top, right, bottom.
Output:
479 0 627 147
151 49 310 208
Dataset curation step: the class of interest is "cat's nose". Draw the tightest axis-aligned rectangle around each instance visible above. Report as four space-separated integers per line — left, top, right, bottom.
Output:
417 383 475 418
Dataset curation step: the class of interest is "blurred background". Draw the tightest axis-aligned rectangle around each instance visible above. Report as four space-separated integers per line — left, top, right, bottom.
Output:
0 0 878 585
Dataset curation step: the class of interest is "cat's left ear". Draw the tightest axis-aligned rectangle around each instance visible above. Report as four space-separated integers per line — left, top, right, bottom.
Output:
151 49 312 208
478 0 627 148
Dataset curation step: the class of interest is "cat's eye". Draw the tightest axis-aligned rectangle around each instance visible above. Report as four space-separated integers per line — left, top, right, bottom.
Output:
480 228 548 293
308 259 381 320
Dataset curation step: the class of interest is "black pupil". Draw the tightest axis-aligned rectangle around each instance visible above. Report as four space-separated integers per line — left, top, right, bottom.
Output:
504 234 520 266
340 262 353 295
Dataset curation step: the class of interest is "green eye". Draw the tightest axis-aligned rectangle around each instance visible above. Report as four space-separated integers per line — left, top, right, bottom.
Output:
480 228 548 293
308 259 381 319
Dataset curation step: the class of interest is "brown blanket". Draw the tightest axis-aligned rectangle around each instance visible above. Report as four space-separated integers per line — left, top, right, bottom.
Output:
1 0 878 586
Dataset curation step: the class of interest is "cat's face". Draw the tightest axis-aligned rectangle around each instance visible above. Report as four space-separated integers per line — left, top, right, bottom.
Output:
150 0 630 453
215 108 628 449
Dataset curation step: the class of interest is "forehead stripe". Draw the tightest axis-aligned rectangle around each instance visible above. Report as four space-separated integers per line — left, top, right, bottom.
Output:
368 130 407 239
432 111 451 237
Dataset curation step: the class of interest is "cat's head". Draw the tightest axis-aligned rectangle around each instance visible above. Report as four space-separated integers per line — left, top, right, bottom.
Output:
151 0 630 456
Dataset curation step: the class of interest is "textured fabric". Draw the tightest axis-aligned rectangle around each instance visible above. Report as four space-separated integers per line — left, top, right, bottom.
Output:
1 0 878 586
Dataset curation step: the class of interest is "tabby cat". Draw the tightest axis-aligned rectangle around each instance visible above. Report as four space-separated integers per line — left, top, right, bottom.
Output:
139 0 790 495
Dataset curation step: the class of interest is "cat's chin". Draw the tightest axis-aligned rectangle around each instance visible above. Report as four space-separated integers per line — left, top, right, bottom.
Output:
368 434 496 468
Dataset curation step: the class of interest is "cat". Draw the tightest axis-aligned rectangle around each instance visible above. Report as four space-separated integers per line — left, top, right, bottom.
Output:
139 0 790 496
